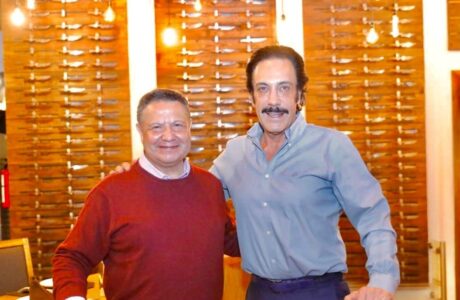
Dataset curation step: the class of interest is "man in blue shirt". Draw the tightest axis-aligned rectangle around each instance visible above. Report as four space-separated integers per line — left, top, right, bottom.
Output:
210 45 399 300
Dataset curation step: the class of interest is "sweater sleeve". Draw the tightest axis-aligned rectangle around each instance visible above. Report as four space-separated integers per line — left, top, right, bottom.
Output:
52 187 112 300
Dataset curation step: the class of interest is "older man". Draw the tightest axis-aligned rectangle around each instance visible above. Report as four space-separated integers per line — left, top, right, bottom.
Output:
52 88 239 300
210 45 399 300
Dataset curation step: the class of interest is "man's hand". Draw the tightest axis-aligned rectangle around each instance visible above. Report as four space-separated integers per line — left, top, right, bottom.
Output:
109 162 133 175
345 286 394 300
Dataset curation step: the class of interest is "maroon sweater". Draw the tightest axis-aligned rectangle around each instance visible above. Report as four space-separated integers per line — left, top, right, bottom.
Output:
52 162 239 300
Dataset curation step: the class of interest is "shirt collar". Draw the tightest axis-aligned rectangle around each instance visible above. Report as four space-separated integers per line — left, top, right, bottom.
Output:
138 153 191 180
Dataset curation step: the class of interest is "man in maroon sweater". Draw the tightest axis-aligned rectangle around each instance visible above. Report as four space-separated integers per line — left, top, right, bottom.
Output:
52 88 239 300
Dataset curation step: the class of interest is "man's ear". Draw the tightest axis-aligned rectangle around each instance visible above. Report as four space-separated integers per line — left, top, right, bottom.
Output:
250 93 256 106
296 91 305 110
136 123 143 142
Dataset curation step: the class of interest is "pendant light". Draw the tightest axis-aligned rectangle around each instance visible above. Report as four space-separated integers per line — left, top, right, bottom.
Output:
10 0 25 26
366 22 379 44
103 0 116 22
162 1 178 46
365 2 379 44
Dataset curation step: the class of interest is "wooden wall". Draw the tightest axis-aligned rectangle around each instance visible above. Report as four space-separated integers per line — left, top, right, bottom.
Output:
2 0 131 278
303 0 427 284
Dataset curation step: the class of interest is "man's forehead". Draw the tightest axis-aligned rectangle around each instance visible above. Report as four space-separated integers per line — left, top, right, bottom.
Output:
255 57 294 68
253 58 296 76
143 102 189 115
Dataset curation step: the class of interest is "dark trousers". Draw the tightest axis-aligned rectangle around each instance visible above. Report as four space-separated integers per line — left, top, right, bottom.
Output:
245 272 350 300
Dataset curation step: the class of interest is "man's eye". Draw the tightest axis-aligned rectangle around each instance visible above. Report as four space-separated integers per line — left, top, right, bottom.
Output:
257 86 268 94
279 85 291 92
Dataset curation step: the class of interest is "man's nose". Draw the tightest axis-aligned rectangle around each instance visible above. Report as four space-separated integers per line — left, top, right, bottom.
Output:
267 86 280 105
161 125 175 139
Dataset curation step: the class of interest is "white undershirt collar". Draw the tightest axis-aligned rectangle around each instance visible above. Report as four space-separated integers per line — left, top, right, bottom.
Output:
138 153 190 180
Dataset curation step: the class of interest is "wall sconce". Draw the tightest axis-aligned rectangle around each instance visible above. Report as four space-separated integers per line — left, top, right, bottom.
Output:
10 0 25 27
103 0 116 22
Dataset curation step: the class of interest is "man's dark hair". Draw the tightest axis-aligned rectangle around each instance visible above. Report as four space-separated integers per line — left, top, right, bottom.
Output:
246 45 309 110
137 88 190 123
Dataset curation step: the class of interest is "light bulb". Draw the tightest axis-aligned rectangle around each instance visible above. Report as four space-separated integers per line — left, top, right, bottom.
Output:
194 0 202 11
162 27 178 47
11 6 25 26
366 25 379 44
26 0 36 10
103 5 116 22
391 13 400 38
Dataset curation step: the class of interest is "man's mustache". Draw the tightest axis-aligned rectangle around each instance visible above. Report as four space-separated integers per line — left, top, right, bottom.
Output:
261 106 289 114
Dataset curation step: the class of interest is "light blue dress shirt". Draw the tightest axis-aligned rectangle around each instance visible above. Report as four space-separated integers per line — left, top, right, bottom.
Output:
210 114 400 293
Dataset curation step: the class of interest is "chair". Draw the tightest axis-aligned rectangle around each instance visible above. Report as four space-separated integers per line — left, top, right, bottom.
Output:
0 238 34 295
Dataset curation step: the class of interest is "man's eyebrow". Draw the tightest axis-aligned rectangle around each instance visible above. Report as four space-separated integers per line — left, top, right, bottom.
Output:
255 80 293 85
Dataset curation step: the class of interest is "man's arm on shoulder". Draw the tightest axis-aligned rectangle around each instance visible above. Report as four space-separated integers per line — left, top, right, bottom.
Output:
223 201 240 257
109 161 134 174
209 164 231 200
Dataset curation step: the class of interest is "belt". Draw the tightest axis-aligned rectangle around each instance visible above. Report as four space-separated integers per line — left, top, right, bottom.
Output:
251 272 343 294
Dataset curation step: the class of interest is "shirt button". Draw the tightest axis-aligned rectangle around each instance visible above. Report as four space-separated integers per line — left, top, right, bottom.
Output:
266 230 271 235
271 259 276 263
263 202 268 207
265 174 270 178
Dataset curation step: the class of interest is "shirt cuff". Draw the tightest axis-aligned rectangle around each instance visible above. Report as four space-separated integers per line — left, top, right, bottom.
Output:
368 273 400 294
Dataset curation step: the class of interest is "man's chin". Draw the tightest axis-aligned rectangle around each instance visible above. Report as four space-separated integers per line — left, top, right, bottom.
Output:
260 115 288 126
261 124 289 135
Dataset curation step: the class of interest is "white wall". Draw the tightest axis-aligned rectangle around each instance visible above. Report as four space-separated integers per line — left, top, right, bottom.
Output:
127 1 457 298
127 0 156 159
